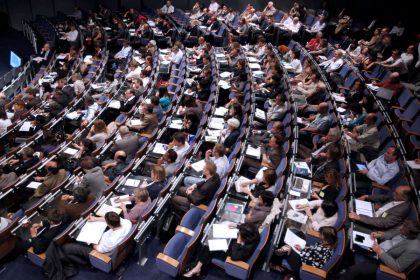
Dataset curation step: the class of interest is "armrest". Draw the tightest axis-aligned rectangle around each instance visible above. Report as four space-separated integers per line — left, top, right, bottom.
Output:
196 204 208 211
337 86 350 90
176 225 194 236
397 118 413 123
167 82 177 86
379 264 406 279
27 247 46 260
391 105 404 110
306 229 321 238
170 75 181 79
157 252 179 268
312 181 324 188
89 249 111 263
225 256 250 270
301 263 327 278
371 182 391 191
168 91 176 95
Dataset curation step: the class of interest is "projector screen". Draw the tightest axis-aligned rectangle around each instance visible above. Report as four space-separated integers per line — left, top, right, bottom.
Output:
10 51 21 68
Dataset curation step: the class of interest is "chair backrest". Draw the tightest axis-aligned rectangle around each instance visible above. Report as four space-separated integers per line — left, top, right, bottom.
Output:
313 229 345 274
180 207 205 230
334 200 347 230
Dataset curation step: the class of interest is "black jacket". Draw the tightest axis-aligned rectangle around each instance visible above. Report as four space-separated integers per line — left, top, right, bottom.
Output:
32 220 68 254
147 180 166 200
224 129 240 151
187 174 221 206
227 239 259 261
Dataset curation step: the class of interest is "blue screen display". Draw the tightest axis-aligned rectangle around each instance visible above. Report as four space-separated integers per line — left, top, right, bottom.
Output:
10 51 21 68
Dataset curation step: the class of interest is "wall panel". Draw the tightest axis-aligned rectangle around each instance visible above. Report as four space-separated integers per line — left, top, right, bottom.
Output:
31 0 54 17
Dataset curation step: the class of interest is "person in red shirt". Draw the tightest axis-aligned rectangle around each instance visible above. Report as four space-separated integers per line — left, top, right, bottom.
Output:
306 32 323 52
375 72 403 98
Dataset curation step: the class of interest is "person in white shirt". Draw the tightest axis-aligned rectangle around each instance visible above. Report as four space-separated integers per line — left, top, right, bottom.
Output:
167 132 190 163
160 1 174 14
184 143 229 186
320 50 344 73
246 37 267 58
310 16 326 33
401 45 414 68
377 49 408 76
389 21 405 37
114 41 132 59
208 0 220 13
125 61 142 80
262 1 277 17
290 50 303 73
0 110 12 133
284 17 301 34
80 95 99 126
65 25 78 42
167 45 184 65
59 212 132 277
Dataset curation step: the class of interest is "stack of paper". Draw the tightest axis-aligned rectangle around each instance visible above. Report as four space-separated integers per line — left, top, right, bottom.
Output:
255 108 266 120
353 230 375 248
218 80 231 89
215 53 226 58
288 198 309 211
284 228 306 253
208 239 228 251
212 223 238 239
153 143 168 155
249 63 261 70
110 195 131 208
66 111 81 120
235 176 251 193
246 145 261 159
130 119 143 126
76 221 108 244
209 122 224 130
287 209 308 224
220 72 232 79
332 93 347 103
355 199 374 217
191 159 206 173
169 123 183 129
19 121 33 132
366 84 379 91
26 181 42 189
125 178 141 187
337 107 347 113
214 107 228 116
247 57 259 63
108 100 121 109
64 147 79 156
207 130 221 137
96 203 122 216
57 54 67 60
205 136 219 142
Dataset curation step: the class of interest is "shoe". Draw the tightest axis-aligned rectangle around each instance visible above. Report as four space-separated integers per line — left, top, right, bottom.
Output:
183 269 200 278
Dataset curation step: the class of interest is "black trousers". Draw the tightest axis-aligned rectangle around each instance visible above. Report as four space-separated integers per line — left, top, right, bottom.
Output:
339 259 379 280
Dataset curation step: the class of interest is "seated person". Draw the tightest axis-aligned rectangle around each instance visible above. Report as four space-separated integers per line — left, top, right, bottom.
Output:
239 168 278 199
119 188 151 223
243 134 284 171
340 220 420 279
87 119 109 149
183 223 260 277
220 118 241 153
150 96 164 122
15 209 67 255
298 102 332 149
166 132 190 163
270 227 337 275
319 50 344 73
244 191 275 226
171 161 221 217
356 146 400 193
103 150 128 183
349 185 412 230
184 143 229 187
249 121 286 146
159 149 179 178
128 103 158 136
253 95 288 129
0 166 18 190
56 212 132 278
142 165 167 199
110 126 139 161
32 159 67 198
296 200 338 232
311 169 341 201
311 146 341 182
343 104 366 130
6 147 40 176
58 187 96 220
76 157 107 198
345 113 379 160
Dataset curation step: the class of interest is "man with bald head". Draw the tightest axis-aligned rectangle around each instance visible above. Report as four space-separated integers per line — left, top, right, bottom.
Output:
375 72 403 99
110 125 139 161
345 113 379 155
349 185 412 230
103 150 128 183
299 102 332 148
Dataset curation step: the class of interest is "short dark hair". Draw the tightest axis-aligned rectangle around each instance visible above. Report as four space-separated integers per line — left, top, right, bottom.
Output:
73 187 90 203
237 223 260 244
150 96 160 105
321 200 338 218
260 191 275 207
47 209 63 224
403 220 420 238
172 132 186 144
263 168 277 186
81 157 95 170
105 212 121 228
144 103 154 114
166 149 177 163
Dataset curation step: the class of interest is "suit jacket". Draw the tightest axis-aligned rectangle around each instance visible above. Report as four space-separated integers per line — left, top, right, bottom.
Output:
224 129 240 151
187 174 221 206
120 96 138 113
15 157 40 176
131 114 158 135
147 180 166 200
58 195 95 220
31 220 68 254
111 134 139 161
34 169 67 197
79 167 107 198
227 239 259 261
359 195 411 229
379 227 420 272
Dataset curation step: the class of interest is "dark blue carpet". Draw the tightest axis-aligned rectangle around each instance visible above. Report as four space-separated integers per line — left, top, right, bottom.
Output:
0 238 282 280
0 27 34 77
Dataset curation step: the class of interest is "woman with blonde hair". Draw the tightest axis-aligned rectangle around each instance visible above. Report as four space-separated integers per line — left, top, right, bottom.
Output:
118 188 151 223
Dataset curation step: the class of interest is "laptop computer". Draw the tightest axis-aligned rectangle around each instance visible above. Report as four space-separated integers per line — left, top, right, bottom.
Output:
376 87 394 101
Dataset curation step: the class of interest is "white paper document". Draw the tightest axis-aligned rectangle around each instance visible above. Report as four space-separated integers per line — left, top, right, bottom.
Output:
235 176 252 193
169 123 183 130
110 195 131 208
153 143 168 155
287 209 308 224
96 203 122 217
125 178 141 187
208 239 228 251
209 122 224 130
255 108 266 120
212 223 239 239
332 93 347 103
57 54 67 60
288 199 309 211
66 111 81 120
191 159 206 172
76 221 108 244
366 83 379 91
248 63 261 70
19 121 33 132
220 72 232 79
205 136 219 142
247 57 259 63
108 100 121 109
353 230 375 248
218 80 231 89
355 199 374 217
207 129 221 137
64 147 79 156
129 119 142 126
214 107 228 116
284 228 306 253
246 145 261 159
26 181 42 189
